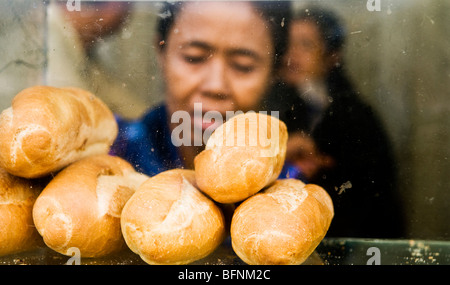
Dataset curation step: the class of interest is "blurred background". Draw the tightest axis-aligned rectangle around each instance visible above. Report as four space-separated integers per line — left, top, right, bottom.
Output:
0 0 449 240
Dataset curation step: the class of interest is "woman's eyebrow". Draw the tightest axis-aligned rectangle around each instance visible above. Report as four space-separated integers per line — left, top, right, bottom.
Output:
226 48 261 61
181 41 261 61
180 40 212 51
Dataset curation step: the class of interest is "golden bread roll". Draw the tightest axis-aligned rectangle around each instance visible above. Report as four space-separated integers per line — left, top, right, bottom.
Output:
194 112 288 203
230 179 334 265
0 86 118 178
32 154 148 258
121 169 226 265
0 168 44 256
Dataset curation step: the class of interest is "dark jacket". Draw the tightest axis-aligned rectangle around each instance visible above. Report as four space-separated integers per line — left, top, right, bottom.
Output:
266 68 405 238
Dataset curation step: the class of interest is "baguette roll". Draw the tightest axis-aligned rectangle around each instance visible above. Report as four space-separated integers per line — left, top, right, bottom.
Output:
230 179 334 265
194 112 288 203
121 169 226 265
0 86 118 178
0 168 44 256
32 154 148 258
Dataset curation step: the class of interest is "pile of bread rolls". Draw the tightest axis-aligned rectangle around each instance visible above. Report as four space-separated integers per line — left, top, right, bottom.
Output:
0 85 334 265
193 112 334 265
120 111 334 265
0 86 146 258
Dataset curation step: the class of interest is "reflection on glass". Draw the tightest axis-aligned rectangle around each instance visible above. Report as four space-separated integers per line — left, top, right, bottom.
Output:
0 0 448 265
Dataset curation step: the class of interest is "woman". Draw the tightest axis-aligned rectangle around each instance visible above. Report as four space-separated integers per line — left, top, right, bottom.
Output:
268 6 405 238
111 1 291 176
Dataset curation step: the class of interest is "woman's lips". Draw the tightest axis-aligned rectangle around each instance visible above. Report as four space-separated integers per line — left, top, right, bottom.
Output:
192 111 224 131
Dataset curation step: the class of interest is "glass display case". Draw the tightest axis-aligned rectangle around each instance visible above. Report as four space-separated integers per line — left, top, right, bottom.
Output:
1 238 450 265
0 0 449 269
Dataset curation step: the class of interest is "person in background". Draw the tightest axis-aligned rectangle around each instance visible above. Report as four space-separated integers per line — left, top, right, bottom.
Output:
267 5 405 238
111 1 291 176
47 1 154 119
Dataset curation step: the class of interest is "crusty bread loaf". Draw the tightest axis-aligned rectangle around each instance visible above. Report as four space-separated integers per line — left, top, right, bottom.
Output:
0 86 118 178
230 179 334 265
32 154 148 258
121 169 226 265
194 112 288 203
0 167 44 256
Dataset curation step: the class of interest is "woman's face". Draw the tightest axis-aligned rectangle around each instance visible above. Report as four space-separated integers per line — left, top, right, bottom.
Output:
159 2 274 133
280 20 330 86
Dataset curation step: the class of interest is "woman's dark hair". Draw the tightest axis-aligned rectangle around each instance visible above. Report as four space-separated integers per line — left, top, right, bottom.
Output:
294 5 347 55
156 1 292 69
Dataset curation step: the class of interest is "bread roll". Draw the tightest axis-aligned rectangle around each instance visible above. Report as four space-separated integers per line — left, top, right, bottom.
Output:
121 169 226 265
32 154 148 258
194 112 288 203
0 168 44 256
0 86 118 178
230 179 334 265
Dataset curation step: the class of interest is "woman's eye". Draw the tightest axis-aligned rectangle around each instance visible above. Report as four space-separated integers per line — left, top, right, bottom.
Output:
182 51 211 64
184 56 205 64
232 63 255 73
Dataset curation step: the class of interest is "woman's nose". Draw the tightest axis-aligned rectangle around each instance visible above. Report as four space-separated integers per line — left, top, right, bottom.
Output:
201 58 231 100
